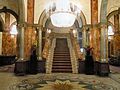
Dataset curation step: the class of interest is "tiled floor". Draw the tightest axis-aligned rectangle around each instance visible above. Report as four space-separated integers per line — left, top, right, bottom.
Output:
0 73 120 90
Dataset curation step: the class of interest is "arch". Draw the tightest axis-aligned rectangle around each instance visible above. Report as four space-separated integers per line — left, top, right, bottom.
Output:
107 10 118 20
38 9 48 27
0 7 18 21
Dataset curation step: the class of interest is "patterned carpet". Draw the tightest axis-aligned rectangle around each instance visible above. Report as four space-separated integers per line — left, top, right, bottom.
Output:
9 73 120 90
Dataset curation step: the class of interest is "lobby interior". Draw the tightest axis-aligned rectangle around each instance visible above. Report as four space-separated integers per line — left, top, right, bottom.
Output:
0 0 120 90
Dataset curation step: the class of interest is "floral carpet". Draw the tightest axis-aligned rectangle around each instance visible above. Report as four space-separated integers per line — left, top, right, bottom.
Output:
9 73 119 90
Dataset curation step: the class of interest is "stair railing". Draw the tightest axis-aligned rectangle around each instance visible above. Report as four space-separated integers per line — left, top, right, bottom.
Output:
46 38 56 73
67 37 78 73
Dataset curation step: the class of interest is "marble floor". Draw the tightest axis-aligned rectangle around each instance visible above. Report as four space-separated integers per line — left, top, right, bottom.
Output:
0 72 120 90
0 64 120 90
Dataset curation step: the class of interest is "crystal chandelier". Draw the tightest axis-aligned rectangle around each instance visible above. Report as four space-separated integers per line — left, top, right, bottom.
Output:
45 0 81 27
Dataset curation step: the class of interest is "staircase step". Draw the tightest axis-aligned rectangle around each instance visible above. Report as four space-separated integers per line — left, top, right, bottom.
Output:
53 61 71 63
52 63 71 66
52 38 72 73
54 54 70 56
54 53 70 55
53 60 71 62
52 69 72 73
52 66 72 69
53 55 70 57
53 57 70 60
53 63 71 67
54 52 70 54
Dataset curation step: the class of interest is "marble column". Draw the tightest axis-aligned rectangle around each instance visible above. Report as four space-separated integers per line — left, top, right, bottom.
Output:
100 24 108 62
24 0 35 59
18 25 25 60
37 27 42 60
90 0 100 61
0 32 2 55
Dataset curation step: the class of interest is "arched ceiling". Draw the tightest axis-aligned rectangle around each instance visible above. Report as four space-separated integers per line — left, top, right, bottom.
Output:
107 0 120 16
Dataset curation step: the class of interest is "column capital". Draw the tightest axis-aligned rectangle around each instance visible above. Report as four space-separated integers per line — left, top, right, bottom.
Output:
83 24 91 28
17 22 26 28
33 25 43 31
100 23 107 28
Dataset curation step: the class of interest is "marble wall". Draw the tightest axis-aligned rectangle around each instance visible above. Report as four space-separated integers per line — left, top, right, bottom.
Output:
2 32 17 56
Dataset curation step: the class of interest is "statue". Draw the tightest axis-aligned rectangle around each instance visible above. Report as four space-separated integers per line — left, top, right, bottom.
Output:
84 45 94 75
29 45 37 74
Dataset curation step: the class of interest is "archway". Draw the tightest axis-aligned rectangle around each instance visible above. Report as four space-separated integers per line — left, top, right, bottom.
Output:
0 9 18 72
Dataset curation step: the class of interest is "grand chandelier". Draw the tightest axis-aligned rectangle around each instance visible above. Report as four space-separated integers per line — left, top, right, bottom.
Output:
45 0 81 27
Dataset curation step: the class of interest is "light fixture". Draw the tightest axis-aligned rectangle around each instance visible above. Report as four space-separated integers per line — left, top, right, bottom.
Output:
73 29 76 34
80 48 83 52
47 29 51 33
45 0 81 27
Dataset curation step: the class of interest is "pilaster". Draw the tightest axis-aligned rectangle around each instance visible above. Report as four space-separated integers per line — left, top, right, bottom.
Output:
37 27 42 60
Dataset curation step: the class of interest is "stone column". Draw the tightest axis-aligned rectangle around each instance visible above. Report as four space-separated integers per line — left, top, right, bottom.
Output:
18 25 25 60
37 27 42 60
14 24 26 75
100 24 108 62
37 27 46 73
98 24 109 76
0 32 2 55
82 27 86 59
